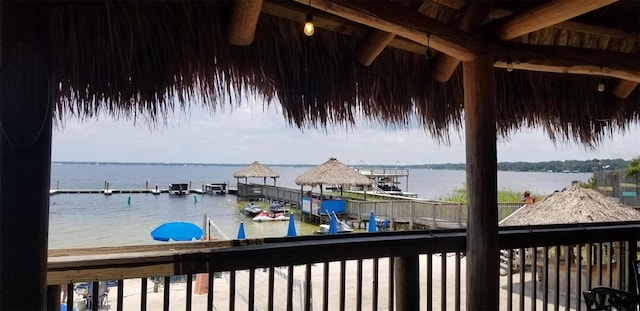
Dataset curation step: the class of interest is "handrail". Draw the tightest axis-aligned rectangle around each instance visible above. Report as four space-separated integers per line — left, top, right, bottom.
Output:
47 221 640 285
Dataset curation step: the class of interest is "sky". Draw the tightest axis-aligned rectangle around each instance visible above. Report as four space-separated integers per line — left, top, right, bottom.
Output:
52 101 640 165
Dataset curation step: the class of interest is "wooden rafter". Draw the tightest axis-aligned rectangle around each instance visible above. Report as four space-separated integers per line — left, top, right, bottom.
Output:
296 0 480 61
497 0 618 40
357 31 395 66
286 0 640 82
227 0 264 46
612 80 639 99
433 1 493 82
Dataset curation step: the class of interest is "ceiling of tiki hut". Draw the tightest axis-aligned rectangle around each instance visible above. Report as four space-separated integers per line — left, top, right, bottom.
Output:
40 1 639 145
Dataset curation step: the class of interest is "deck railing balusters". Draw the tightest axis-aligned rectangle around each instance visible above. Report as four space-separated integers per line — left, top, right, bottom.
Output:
597 242 603 286
207 271 214 311
323 262 329 311
305 263 312 311
455 252 461 311
388 257 394 311
565 245 571 309
543 246 549 311
340 260 346 311
576 244 582 311
287 265 294 311
141 277 147 311
248 269 255 311
607 242 613 287
519 248 525 311
426 254 433 311
372 257 379 311
356 259 363 311
268 266 275 311
229 270 236 311
163 276 171 311
507 249 513 311
554 245 560 311
586 243 593 291
441 253 447 311
531 247 537 311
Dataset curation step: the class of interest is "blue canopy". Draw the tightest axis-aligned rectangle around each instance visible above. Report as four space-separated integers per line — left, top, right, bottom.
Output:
151 222 203 242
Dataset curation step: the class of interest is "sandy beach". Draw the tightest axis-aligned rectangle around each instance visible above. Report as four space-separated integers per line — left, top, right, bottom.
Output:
67 254 585 311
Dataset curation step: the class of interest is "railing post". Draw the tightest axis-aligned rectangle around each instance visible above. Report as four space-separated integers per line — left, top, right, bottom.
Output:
394 255 419 310
627 239 638 293
47 285 61 311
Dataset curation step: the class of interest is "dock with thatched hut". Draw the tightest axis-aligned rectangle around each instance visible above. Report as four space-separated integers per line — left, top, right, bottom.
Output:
295 158 373 224
499 184 640 294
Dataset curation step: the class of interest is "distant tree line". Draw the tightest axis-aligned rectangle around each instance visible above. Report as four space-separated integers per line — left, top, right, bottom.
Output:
404 158 630 173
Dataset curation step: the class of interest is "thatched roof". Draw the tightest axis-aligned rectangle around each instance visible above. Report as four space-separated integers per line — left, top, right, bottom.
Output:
295 158 373 187
233 161 280 178
13 1 638 145
500 184 640 226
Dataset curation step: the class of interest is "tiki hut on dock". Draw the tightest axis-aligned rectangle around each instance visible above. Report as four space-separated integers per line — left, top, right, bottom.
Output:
500 184 640 226
233 161 280 186
499 185 640 293
295 157 373 197
2 1 639 309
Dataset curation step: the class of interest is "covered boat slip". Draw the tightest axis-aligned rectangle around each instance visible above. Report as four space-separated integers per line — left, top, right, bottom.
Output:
1 1 638 309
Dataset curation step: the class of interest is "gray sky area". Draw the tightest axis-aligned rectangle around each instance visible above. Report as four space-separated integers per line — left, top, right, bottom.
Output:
52 102 640 165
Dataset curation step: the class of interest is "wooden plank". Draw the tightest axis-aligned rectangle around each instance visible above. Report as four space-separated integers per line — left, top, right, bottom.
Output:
612 80 638 99
498 0 618 40
357 31 395 66
463 55 499 310
433 0 493 82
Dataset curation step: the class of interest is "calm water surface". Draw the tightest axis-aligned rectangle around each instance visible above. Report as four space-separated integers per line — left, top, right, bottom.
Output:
49 164 590 249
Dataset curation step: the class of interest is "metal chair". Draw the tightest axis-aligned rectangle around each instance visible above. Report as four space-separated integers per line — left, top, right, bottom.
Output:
583 286 640 311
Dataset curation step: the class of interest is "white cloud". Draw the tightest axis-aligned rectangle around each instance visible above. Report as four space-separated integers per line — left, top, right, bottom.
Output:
52 104 640 165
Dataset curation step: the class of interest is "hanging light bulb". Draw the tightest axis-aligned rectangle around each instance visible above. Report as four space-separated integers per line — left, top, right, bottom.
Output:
425 32 433 60
506 55 514 72
303 0 314 37
597 65 605 92
303 12 314 36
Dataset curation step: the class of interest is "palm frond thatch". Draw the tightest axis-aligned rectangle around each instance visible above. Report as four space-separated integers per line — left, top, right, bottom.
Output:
500 184 640 226
233 161 280 178
28 1 638 145
295 158 372 187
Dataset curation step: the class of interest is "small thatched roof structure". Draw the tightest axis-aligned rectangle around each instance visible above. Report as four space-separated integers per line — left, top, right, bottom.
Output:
233 161 280 179
500 184 640 226
295 158 373 187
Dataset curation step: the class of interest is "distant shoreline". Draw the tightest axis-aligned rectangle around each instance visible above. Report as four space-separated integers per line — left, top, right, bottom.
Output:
51 159 625 173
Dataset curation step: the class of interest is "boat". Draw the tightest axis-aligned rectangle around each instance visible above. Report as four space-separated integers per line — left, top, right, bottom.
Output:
253 211 288 222
269 201 288 213
244 203 263 216
169 183 189 195
314 218 354 234
203 183 227 195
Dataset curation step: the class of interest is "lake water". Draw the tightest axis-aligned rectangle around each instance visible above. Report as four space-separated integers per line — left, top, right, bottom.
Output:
49 163 591 249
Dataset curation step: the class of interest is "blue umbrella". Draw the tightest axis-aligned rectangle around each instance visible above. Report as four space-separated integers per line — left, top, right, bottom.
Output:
151 222 203 241
368 211 377 232
328 212 338 234
237 222 246 240
286 213 297 237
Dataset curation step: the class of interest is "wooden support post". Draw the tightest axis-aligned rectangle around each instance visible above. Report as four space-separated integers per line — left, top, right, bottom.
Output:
394 255 419 310
463 55 498 310
227 0 264 46
1 3 53 309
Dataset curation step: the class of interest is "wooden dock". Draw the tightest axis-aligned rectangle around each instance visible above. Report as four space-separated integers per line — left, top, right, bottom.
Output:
50 188 222 196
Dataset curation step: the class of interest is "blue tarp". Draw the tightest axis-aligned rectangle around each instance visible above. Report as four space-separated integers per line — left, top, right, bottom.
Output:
151 222 203 241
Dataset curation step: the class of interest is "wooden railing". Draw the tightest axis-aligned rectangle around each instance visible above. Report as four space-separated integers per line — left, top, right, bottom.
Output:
235 183 522 228
48 222 639 311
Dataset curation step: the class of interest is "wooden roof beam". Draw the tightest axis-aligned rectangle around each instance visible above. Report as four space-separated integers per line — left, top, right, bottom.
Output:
612 80 638 99
357 31 396 66
276 1 640 82
227 0 264 46
494 62 640 83
497 0 619 40
295 0 480 61
433 1 493 82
